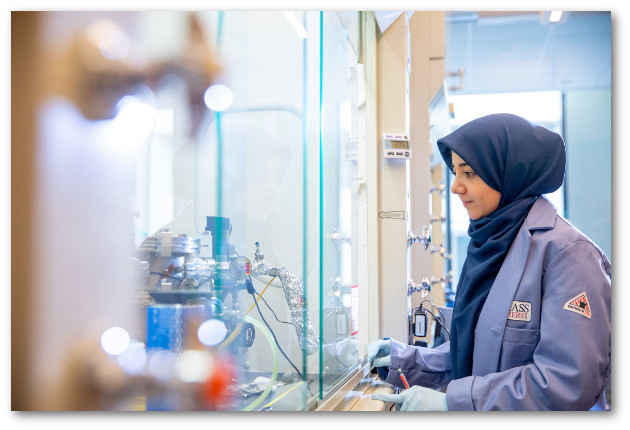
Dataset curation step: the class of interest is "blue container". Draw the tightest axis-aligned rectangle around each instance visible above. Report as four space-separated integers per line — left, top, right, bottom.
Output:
146 304 216 353
145 304 217 411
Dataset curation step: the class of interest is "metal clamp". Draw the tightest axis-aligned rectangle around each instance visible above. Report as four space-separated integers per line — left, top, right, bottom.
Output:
408 277 431 298
408 226 431 250
429 243 452 260
429 182 445 194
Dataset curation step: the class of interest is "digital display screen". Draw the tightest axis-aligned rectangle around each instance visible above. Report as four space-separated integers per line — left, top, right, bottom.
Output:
383 134 412 159
391 140 409 149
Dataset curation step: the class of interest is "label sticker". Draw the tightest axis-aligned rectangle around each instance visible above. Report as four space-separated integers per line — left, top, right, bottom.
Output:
563 292 592 319
508 300 532 322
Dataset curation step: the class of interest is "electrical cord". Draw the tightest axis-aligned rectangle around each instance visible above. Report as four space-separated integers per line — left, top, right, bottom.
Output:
421 299 447 326
246 277 295 326
420 307 450 338
246 279 304 380
246 278 315 397
260 295 295 327
240 315 278 411
246 276 276 314
414 307 451 337
414 299 451 339
388 387 400 411
149 271 184 283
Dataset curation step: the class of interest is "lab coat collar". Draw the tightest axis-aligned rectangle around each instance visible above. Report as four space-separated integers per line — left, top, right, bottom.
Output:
525 196 558 232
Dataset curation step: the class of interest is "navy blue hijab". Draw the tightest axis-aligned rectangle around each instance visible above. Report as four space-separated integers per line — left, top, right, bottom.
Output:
437 113 565 379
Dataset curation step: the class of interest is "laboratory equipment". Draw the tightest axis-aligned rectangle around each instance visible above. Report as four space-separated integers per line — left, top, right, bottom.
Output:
408 278 431 298
412 308 427 338
429 243 452 259
383 133 412 159
429 182 445 194
250 242 318 355
133 214 319 410
407 226 431 250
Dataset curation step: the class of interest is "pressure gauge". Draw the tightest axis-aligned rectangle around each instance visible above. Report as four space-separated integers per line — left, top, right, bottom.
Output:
383 133 412 159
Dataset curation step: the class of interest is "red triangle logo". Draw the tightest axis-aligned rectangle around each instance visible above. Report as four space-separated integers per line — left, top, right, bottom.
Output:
563 292 591 319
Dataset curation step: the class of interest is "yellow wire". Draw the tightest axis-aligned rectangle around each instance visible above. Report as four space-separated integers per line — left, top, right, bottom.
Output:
245 276 277 314
262 381 305 408
222 276 277 348
242 275 303 410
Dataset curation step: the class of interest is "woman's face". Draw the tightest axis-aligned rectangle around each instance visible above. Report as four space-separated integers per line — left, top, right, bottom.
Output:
450 151 501 220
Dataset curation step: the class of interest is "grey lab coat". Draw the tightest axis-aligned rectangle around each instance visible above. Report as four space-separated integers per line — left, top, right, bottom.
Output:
378 197 611 410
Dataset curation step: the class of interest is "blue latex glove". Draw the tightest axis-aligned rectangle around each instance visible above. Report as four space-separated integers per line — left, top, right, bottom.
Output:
366 338 392 367
371 386 448 411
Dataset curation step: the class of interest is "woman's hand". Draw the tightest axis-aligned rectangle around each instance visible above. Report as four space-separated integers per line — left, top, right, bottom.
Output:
371 385 448 411
366 338 392 367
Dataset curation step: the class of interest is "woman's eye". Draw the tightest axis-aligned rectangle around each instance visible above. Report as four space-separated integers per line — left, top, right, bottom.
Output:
450 169 475 178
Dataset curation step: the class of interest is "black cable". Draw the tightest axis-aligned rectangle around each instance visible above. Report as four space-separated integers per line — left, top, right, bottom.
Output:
389 387 400 411
149 272 184 283
248 288 305 380
421 299 447 326
418 299 450 338
255 297 316 396
259 296 295 327
423 308 450 338
426 308 449 336
243 278 316 396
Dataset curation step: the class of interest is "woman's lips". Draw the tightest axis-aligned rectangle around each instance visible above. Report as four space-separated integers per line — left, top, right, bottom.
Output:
462 201 472 207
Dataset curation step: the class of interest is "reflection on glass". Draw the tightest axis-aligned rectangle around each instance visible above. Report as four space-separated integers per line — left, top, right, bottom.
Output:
33 10 360 411
133 10 360 410
319 11 360 398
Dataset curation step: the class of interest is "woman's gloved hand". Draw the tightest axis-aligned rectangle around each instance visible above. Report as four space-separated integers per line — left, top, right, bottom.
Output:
371 386 448 411
366 338 392 367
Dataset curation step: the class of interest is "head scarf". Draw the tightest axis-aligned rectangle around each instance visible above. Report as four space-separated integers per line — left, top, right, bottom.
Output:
437 113 565 379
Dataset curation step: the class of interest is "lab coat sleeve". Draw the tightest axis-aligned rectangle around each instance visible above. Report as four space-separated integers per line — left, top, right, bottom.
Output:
446 240 611 410
377 338 453 390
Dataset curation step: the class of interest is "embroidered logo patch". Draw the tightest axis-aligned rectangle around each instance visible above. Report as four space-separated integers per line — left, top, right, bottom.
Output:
508 300 532 322
563 292 591 319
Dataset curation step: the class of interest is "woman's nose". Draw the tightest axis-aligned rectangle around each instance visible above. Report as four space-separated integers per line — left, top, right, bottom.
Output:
451 175 464 195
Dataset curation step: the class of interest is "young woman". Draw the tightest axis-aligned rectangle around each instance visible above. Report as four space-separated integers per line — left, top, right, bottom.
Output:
368 113 611 411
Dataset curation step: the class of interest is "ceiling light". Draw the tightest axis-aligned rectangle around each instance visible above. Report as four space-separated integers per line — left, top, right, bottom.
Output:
549 11 563 23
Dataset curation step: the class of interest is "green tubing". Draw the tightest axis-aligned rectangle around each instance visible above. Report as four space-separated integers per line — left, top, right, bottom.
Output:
240 315 279 411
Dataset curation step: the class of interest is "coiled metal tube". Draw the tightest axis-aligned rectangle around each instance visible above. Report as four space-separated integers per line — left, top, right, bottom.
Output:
251 259 318 355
